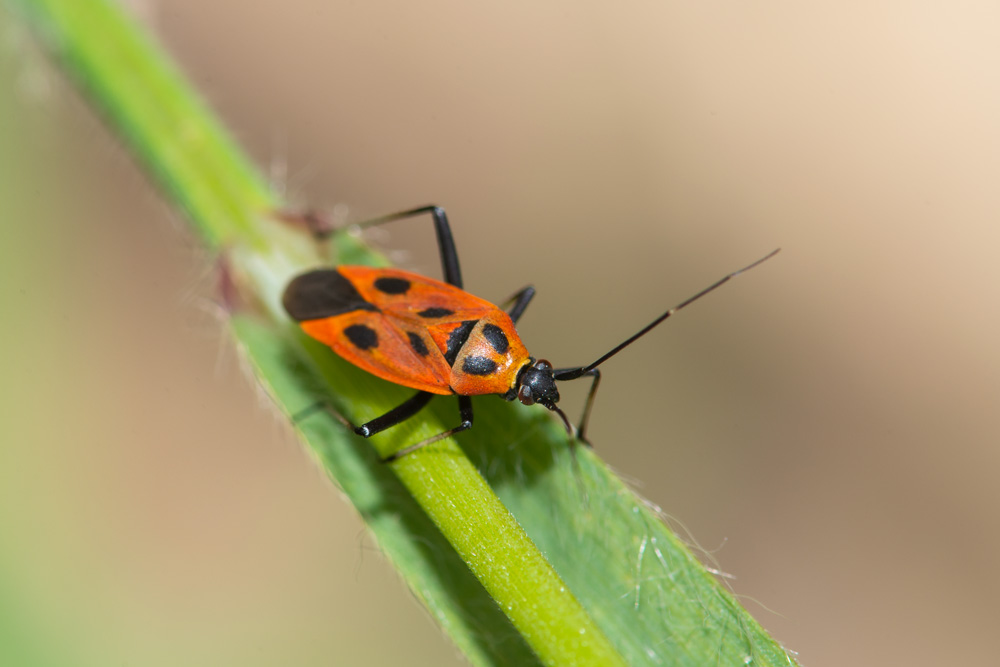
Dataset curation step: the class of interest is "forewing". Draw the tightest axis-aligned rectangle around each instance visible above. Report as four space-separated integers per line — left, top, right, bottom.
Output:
338 266 498 322
291 266 516 394
300 310 454 395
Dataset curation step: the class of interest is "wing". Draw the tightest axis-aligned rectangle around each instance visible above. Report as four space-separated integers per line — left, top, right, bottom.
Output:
337 265 499 323
337 266 507 370
299 309 455 395
285 266 512 395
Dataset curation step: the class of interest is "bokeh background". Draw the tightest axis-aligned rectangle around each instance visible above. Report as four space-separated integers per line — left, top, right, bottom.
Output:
2 1 999 665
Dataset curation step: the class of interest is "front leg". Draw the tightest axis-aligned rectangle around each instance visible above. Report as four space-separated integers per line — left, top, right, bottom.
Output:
552 367 601 445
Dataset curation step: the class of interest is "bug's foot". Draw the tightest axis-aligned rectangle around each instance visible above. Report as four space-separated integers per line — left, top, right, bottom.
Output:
291 402 404 465
275 207 353 264
380 450 403 464
275 208 337 240
291 401 355 431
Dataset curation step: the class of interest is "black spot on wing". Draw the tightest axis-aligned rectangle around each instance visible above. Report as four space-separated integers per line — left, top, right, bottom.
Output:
407 332 430 357
374 276 411 295
462 356 498 376
482 323 510 354
418 307 454 318
283 269 376 321
445 320 478 365
345 324 378 350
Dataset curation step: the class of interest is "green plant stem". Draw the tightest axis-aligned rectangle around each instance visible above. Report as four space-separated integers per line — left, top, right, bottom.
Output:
14 1 799 666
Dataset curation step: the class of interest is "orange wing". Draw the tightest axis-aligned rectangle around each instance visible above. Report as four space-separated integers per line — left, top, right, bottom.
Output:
299 309 454 394
286 266 504 394
338 266 499 323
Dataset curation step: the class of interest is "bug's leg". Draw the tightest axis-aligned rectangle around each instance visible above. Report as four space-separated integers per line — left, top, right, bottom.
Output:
292 391 433 435
355 391 436 437
295 392 470 463
552 367 602 445
500 285 536 324
278 204 463 286
382 395 474 463
291 401 350 426
273 209 344 264
350 205 463 288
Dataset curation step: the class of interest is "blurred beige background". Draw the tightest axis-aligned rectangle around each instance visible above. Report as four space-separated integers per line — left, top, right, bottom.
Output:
2 1 998 665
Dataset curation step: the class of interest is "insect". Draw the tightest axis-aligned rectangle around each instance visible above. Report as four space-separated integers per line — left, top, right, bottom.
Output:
283 206 778 461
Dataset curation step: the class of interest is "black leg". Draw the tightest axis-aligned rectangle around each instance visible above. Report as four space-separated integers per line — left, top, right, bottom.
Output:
382 395 474 462
274 210 340 263
277 205 464 288
501 285 536 324
293 393 433 435
293 392 473 462
351 206 463 288
552 367 601 445
355 391 436 437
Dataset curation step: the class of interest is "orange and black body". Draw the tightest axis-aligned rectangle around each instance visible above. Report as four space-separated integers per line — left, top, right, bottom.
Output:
285 266 532 398
283 206 777 461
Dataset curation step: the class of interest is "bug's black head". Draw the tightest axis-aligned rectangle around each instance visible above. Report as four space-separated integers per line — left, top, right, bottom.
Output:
515 359 561 410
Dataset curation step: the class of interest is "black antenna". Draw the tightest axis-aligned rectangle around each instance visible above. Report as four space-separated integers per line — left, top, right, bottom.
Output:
559 248 780 381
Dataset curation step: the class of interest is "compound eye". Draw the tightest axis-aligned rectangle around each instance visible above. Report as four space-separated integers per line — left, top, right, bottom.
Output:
518 384 535 405
534 359 553 371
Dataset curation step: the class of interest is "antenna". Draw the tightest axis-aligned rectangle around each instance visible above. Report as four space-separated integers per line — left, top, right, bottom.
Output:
556 248 780 381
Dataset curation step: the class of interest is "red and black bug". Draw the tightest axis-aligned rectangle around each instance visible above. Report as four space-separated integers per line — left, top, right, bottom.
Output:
283 206 777 461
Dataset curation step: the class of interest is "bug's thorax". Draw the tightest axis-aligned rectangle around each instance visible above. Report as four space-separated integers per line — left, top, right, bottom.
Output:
443 312 531 396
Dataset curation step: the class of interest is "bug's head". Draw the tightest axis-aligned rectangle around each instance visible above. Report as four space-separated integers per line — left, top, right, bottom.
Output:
516 359 561 410
508 359 573 434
